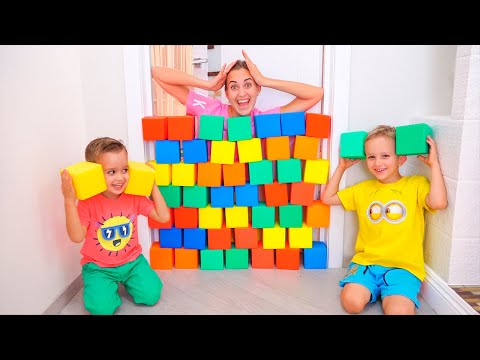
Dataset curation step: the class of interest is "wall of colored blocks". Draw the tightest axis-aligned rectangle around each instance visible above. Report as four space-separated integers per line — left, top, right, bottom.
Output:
339 123 433 159
143 113 331 270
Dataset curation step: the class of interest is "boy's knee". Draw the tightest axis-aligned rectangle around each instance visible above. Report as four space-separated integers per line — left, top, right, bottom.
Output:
341 291 367 314
135 277 163 306
86 302 119 315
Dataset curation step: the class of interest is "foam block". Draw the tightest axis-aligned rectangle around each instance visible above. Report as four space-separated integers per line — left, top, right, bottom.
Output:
305 113 331 139
339 131 367 159
124 161 155 196
142 116 168 141
227 116 252 141
395 123 433 155
303 241 327 269
150 242 173 270
62 161 106 200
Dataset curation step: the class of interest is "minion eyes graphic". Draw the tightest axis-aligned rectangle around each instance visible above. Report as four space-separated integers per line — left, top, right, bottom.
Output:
367 201 406 224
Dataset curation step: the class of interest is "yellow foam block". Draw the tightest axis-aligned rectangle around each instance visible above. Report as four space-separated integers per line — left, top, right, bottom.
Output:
225 206 249 228
237 138 262 163
303 159 330 184
172 162 197 186
148 160 171 186
62 161 107 200
262 223 286 249
288 224 313 248
124 161 155 196
210 140 235 164
198 205 224 229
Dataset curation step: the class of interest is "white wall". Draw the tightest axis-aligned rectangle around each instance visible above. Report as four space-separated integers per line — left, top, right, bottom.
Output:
0 45 127 314
343 45 457 265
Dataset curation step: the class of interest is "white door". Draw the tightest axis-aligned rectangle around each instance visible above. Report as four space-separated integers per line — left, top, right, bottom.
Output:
192 45 208 96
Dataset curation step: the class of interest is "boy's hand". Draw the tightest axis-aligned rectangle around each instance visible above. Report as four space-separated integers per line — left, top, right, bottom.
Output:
145 162 157 193
417 135 439 167
339 156 361 170
61 169 77 202
242 49 266 86
208 61 236 92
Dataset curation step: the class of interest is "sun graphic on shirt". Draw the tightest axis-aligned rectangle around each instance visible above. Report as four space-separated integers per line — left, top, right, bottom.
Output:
94 214 135 255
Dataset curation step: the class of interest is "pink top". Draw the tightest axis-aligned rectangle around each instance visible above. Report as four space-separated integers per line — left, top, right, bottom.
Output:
186 90 280 139
77 193 154 267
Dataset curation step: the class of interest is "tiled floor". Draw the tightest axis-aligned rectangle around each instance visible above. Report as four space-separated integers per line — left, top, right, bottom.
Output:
450 286 480 314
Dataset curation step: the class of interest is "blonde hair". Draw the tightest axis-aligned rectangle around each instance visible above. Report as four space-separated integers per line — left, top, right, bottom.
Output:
85 137 127 163
365 125 396 143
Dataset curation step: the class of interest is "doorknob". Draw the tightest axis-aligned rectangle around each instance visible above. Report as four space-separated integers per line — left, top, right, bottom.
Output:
193 57 208 66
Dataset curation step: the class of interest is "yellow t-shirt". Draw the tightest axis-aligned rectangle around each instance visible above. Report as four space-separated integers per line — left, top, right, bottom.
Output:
337 175 434 281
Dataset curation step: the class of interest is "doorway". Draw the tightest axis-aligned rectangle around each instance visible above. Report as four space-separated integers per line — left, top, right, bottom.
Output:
122 45 351 268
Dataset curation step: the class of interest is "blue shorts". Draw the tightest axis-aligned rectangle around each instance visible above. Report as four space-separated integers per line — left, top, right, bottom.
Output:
339 262 422 308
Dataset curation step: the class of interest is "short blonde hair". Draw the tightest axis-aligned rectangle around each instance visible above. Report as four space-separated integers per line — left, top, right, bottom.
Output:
365 125 396 143
85 137 127 163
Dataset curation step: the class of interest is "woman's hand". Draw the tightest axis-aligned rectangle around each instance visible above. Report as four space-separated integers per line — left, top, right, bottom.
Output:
207 61 237 92
242 49 266 86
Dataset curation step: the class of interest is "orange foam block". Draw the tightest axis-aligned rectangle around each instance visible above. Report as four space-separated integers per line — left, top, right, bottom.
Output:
305 200 330 228
142 116 168 141
174 247 199 269
251 241 274 269
223 162 246 186
197 162 222 187
234 225 260 249
305 113 331 139
290 181 316 206
265 136 291 160
276 241 300 270
148 208 174 229
293 135 321 160
174 206 198 229
264 181 289 207
167 115 195 141
208 225 232 250
150 242 174 270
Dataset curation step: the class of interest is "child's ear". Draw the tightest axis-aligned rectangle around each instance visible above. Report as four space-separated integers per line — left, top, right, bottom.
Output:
398 155 407 166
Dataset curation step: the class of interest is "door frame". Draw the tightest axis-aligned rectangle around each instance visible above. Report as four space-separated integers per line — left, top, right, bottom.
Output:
122 45 351 268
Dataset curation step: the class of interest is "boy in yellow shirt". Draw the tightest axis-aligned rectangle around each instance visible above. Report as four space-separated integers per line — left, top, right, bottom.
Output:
321 125 447 315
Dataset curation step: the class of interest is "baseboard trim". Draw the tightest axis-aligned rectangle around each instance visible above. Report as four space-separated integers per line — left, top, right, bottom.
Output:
421 265 478 315
43 275 83 315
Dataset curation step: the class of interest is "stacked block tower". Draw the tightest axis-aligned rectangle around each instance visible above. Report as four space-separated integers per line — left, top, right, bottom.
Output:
142 112 332 271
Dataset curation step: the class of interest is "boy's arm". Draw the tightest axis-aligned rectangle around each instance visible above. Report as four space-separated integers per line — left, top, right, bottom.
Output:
61 170 86 243
148 185 171 223
417 136 448 210
321 158 360 206
145 163 171 223
151 62 236 106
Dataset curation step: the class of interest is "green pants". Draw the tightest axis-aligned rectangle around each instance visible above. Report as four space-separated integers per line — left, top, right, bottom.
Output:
82 254 163 315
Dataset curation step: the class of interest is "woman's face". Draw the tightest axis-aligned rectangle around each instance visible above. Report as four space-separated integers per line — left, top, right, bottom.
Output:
225 68 261 117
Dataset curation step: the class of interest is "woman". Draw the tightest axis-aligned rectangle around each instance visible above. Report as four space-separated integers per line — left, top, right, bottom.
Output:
152 49 324 139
